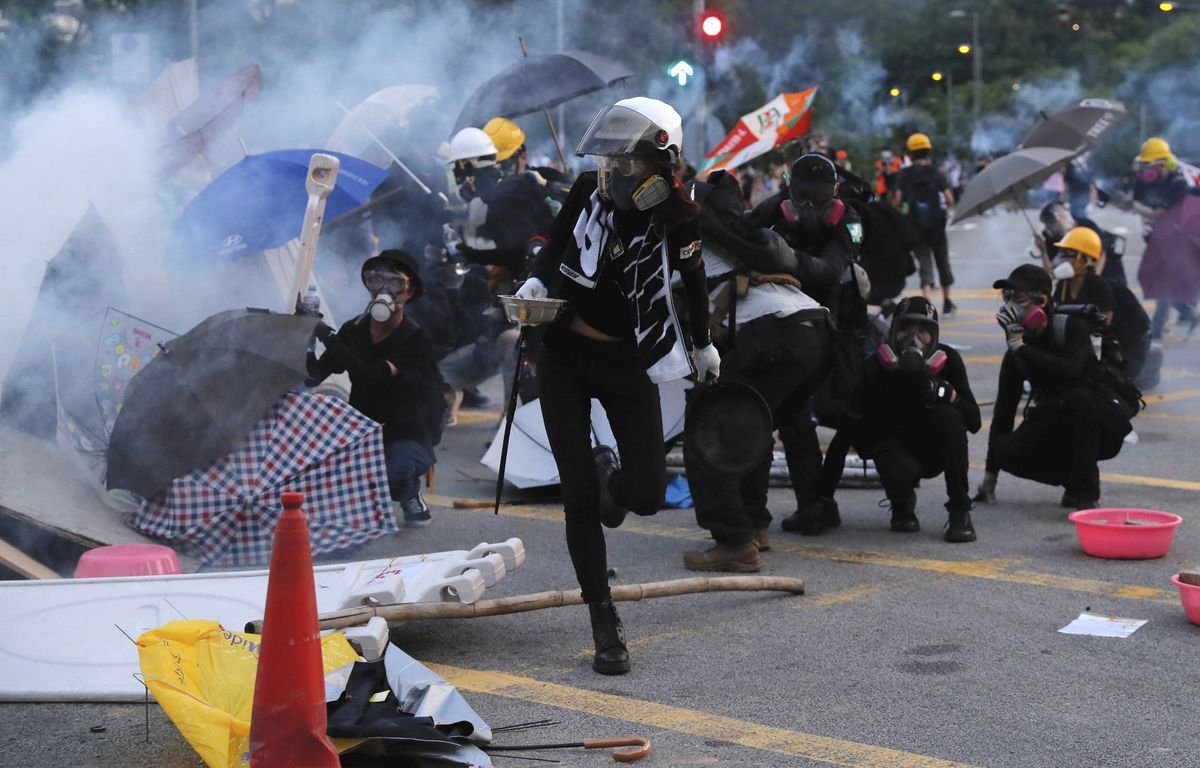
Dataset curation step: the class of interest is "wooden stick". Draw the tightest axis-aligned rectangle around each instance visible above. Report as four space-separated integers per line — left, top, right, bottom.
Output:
0 535 58 579
247 575 804 633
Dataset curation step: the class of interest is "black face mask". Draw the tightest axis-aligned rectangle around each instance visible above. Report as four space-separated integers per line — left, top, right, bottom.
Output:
790 199 826 235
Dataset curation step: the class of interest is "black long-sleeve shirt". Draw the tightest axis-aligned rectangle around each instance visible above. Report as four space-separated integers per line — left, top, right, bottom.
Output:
307 315 446 445
842 343 980 452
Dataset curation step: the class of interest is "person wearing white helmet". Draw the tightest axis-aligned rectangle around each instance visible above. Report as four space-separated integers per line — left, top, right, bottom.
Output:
515 96 715 675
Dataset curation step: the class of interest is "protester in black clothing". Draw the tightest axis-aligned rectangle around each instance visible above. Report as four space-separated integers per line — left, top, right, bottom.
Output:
1049 227 1114 320
307 250 447 527
974 265 1128 510
892 133 957 316
682 170 833 570
1131 137 1196 339
517 97 715 676
747 153 869 534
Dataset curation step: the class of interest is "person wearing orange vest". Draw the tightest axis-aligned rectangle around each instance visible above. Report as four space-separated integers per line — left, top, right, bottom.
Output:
873 149 901 197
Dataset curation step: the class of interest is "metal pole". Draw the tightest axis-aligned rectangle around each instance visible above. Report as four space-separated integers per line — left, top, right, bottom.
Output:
494 328 529 515
556 0 566 166
947 70 954 139
693 0 708 161
972 11 981 142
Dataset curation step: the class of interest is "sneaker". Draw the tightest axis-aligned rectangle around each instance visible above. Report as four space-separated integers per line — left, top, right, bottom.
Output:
400 494 432 528
780 498 840 536
1060 491 1098 510
942 299 957 317
885 492 920 533
594 446 628 529
943 508 977 543
461 388 490 408
752 528 771 552
682 542 763 573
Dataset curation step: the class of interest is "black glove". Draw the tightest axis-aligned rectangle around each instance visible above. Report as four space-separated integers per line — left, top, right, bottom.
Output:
314 322 336 342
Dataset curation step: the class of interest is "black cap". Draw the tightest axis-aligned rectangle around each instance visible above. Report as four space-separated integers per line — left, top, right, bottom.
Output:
363 249 423 302
789 153 838 200
993 264 1052 296
894 295 939 326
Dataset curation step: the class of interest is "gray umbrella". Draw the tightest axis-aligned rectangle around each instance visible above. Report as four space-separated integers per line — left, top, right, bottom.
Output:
452 50 632 132
951 146 1078 224
1017 98 1126 154
105 308 318 499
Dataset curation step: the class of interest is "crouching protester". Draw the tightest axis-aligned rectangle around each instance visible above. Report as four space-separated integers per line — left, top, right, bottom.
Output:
516 97 715 675
975 265 1135 510
820 297 980 540
681 170 833 572
306 250 447 527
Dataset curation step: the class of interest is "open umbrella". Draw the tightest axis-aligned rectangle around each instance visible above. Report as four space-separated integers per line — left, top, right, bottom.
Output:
1138 195 1200 305
697 88 818 177
170 149 388 264
327 84 444 169
951 146 1077 224
159 64 263 174
1017 97 1126 154
130 391 397 566
452 50 632 132
106 308 319 499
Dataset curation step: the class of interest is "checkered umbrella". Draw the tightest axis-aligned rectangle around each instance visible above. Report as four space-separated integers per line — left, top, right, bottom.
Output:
130 391 397 566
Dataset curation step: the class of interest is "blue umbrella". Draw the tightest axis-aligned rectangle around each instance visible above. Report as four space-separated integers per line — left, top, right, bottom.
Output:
171 149 389 263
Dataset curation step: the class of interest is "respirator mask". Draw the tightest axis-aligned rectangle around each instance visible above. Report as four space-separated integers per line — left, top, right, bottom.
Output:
1001 290 1048 333
363 269 409 322
1051 252 1087 281
1137 166 1163 184
453 161 501 202
597 154 669 211
878 325 947 375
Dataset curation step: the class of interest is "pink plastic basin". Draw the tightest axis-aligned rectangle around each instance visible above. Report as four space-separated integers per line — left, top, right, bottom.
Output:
1068 508 1182 559
1171 575 1200 626
73 544 181 578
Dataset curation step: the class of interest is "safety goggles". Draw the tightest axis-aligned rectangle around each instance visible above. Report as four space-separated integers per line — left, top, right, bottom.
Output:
363 270 410 295
1001 289 1036 305
597 154 651 177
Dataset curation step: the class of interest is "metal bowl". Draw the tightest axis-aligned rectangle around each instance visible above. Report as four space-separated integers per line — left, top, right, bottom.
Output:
497 295 567 326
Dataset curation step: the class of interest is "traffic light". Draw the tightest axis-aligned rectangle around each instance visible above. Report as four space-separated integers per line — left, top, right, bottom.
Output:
700 11 724 40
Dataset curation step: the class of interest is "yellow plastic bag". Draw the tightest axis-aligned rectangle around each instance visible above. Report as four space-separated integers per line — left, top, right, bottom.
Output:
137 619 360 768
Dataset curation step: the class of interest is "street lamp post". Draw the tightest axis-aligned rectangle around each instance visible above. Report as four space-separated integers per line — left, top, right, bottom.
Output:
950 9 981 142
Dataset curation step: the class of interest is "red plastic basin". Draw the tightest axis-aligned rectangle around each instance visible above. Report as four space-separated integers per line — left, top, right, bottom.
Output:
1068 508 1182 559
73 544 181 578
1170 575 1200 626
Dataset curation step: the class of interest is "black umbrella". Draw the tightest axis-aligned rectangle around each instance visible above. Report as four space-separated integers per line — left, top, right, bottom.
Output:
105 308 318 499
452 50 632 132
951 146 1077 224
1017 98 1126 154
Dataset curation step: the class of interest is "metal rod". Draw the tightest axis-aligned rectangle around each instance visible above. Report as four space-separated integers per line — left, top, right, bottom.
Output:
494 326 529 514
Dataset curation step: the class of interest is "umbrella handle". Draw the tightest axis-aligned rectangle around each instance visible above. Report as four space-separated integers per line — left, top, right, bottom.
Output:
582 737 652 762
494 327 529 514
287 153 339 312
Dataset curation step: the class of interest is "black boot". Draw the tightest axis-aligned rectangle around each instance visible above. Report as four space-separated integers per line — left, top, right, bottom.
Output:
888 490 920 533
944 505 977 543
594 447 628 529
588 600 631 675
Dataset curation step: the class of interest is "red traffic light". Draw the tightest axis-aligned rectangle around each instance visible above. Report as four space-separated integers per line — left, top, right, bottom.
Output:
701 12 724 38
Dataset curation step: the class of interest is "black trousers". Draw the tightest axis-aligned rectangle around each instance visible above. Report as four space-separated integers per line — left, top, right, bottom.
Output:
538 326 666 604
685 315 832 544
986 389 1107 501
862 403 972 515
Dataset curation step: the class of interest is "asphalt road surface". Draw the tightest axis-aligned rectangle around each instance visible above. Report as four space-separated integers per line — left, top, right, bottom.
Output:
6 206 1200 768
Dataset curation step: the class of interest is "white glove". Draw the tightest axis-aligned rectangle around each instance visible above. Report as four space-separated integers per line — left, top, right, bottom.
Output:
691 343 721 381
996 306 1026 352
442 223 463 256
515 277 548 300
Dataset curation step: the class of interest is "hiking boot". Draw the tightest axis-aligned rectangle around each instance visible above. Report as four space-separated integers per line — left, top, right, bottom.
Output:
1060 491 1098 510
780 498 840 536
683 542 763 573
752 528 771 552
594 446 628 529
400 494 432 528
588 600 630 675
887 492 920 533
942 299 957 317
944 507 977 543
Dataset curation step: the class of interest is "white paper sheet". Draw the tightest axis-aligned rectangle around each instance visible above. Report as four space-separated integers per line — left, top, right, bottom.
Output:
1058 612 1148 638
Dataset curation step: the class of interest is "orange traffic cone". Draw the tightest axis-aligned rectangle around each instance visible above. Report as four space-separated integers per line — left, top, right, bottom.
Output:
249 492 338 767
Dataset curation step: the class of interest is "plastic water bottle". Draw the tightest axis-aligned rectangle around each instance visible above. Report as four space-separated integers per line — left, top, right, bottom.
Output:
300 284 320 316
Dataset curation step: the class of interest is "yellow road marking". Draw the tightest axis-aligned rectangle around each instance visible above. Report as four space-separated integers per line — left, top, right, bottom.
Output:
430 495 1177 604
1145 387 1200 406
448 410 500 426
961 355 1004 365
806 579 909 607
431 664 983 768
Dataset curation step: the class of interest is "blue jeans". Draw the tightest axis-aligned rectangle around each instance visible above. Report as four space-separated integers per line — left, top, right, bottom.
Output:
384 440 435 503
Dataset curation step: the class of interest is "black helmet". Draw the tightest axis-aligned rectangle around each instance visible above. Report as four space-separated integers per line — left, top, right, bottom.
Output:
788 152 838 202
889 295 939 352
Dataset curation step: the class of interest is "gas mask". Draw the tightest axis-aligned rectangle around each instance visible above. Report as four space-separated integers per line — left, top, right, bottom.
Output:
780 195 845 235
878 329 947 375
368 293 396 322
363 269 410 322
454 162 502 201
1137 166 1163 184
597 154 669 211
1002 299 1049 333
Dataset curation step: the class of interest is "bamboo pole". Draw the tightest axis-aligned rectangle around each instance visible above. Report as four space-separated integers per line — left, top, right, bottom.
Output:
247 575 804 633
0 536 58 579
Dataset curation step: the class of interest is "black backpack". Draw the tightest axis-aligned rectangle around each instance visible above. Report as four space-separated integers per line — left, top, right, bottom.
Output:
1052 305 1144 421
906 169 946 233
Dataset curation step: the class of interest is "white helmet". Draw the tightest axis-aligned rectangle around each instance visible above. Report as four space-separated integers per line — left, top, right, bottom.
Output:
444 127 498 166
576 96 683 162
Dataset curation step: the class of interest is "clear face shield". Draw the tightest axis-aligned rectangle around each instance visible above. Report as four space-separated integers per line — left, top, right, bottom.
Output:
577 106 673 212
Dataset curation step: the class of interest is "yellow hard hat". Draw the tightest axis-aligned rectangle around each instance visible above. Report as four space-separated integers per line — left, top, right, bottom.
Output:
483 117 526 161
906 132 933 152
1137 137 1172 163
1054 226 1102 261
